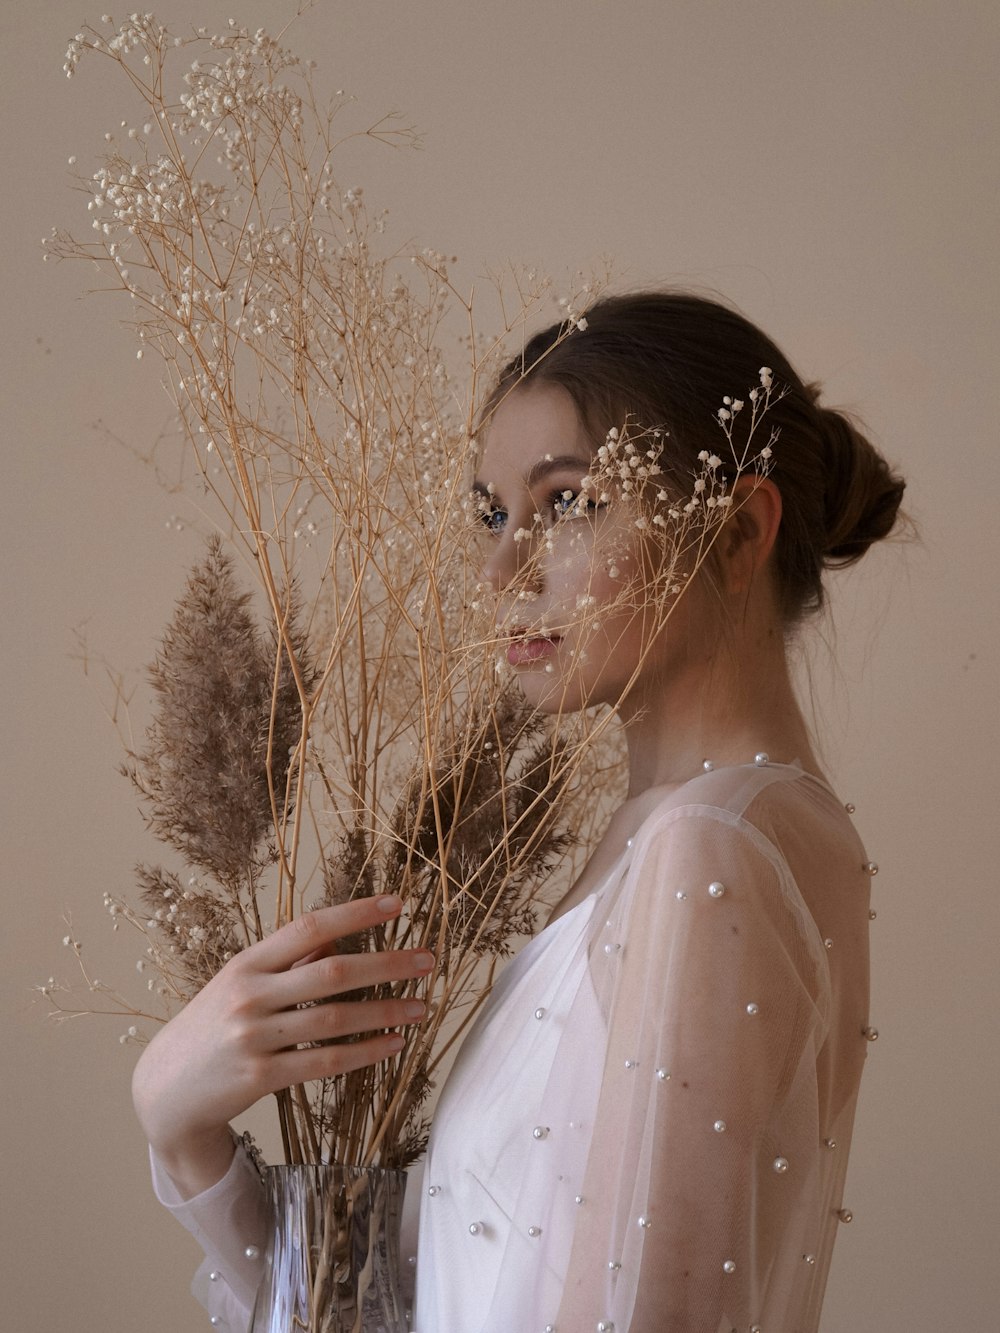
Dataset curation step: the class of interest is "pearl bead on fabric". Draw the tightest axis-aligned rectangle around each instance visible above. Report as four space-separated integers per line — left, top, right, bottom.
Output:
708 880 726 898
713 1119 727 1133
754 752 769 766
532 1125 550 1139
244 1246 260 1260
773 1157 789 1173
723 1259 737 1273
746 1002 759 1015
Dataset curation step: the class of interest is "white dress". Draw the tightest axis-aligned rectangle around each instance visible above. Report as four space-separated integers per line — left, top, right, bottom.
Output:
155 761 874 1333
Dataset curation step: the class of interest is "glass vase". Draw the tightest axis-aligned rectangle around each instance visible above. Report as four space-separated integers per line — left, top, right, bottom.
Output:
249 1164 409 1333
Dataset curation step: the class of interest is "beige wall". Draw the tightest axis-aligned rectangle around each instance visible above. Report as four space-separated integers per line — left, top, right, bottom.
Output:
4 1 997 1327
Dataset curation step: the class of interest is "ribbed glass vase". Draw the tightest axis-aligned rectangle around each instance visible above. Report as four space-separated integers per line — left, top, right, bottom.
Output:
249 1164 409 1333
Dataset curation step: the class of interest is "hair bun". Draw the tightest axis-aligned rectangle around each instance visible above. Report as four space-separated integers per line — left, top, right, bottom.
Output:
817 406 906 566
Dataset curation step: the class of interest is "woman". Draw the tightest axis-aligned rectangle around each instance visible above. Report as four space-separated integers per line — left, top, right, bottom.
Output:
133 292 904 1331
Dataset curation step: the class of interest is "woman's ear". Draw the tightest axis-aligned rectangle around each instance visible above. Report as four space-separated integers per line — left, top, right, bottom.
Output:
719 476 782 594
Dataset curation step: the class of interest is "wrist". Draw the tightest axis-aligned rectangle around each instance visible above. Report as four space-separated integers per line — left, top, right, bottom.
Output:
151 1126 238 1201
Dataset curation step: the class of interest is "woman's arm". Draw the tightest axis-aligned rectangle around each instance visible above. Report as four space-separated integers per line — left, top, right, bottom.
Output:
150 1137 270 1322
555 807 838 1332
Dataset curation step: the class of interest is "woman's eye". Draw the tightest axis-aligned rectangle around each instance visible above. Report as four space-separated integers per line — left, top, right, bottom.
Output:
551 489 600 520
479 505 507 534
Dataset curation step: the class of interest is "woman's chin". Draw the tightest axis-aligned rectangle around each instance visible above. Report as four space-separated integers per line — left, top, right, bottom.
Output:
509 670 609 717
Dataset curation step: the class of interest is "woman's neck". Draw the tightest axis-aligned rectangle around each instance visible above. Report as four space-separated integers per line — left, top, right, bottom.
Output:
619 619 820 799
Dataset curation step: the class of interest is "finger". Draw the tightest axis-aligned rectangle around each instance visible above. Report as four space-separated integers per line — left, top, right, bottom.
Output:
270 946 435 1009
250 896 405 973
290 939 339 971
265 995 426 1049
269 1030 407 1088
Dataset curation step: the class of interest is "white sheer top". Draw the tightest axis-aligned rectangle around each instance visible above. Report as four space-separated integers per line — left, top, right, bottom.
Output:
154 761 874 1333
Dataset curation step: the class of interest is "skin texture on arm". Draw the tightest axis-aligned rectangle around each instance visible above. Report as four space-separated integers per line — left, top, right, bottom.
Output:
132 894 434 1199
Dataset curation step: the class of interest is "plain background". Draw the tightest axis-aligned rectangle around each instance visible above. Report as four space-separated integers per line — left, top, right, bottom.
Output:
3 1 998 1328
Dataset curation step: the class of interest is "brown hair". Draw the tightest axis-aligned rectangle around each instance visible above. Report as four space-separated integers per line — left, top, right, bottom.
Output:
484 292 905 623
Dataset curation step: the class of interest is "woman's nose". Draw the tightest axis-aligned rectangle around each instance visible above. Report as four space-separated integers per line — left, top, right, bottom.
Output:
481 525 542 595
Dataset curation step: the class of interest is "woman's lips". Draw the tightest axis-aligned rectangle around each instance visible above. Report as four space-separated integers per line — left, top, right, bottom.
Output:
506 635 560 666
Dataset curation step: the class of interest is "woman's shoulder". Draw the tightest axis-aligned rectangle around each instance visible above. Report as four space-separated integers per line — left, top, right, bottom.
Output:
620 761 870 950
632 760 849 844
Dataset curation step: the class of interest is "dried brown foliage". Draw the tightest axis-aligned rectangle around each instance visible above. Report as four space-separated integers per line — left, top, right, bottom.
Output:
43 15 600 1169
43 17 771 1170
123 536 311 894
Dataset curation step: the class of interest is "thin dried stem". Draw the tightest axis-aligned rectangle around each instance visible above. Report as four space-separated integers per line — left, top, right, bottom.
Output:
46 16 776 1170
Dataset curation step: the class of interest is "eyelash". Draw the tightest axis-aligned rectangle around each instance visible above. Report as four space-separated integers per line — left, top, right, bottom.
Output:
478 489 604 535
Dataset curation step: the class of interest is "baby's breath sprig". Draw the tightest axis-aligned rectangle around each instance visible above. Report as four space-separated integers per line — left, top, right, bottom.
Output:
36 920 159 1045
44 14 778 1182
43 14 613 1172
714 365 784 471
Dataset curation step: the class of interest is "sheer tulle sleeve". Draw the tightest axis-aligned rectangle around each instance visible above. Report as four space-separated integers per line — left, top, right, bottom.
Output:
150 1142 267 1329
151 1139 424 1328
551 801 859 1333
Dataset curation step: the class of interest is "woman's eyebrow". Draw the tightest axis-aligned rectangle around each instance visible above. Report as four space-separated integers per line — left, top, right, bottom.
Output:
525 453 592 487
472 453 591 498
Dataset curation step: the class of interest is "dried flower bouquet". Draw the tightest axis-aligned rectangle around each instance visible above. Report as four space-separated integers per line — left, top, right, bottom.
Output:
43 14 779 1182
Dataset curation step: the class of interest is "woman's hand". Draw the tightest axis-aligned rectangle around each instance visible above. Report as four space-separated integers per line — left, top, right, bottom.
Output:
132 894 433 1198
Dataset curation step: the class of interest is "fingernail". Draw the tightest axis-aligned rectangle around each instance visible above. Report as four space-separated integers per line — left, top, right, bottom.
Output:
413 951 435 971
377 895 402 914
403 1000 426 1020
385 1034 405 1052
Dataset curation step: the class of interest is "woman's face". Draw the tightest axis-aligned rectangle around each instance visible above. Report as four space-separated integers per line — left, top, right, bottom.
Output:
474 383 709 717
